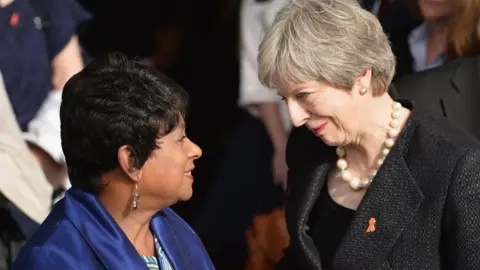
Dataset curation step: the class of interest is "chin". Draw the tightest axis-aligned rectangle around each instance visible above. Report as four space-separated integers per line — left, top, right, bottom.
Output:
179 189 193 201
319 135 343 147
420 7 448 21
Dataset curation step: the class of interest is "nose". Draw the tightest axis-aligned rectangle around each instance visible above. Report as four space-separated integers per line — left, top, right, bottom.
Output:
188 139 202 160
288 100 310 127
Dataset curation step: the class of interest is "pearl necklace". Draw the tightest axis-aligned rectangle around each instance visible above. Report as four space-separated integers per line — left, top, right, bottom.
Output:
336 102 403 190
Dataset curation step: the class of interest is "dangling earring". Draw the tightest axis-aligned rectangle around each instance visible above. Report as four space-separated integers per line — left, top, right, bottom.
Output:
132 183 139 211
360 87 368 95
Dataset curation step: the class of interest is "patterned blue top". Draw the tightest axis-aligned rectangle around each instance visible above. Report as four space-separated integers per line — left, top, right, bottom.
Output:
141 236 174 270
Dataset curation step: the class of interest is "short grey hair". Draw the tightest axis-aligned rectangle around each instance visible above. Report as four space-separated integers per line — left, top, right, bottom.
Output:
258 0 396 95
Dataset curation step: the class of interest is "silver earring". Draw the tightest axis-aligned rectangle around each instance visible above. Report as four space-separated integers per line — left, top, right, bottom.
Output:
132 183 139 211
360 87 368 95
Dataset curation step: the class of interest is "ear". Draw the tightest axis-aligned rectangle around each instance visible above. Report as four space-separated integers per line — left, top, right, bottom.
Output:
118 145 143 182
354 69 373 93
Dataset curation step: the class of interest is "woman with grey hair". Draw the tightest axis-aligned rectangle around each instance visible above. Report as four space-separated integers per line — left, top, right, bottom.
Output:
258 0 480 269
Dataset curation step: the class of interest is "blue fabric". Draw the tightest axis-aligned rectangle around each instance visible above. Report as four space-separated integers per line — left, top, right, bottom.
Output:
153 236 174 270
11 188 215 270
0 0 90 130
32 0 91 60
140 236 174 269
0 0 50 130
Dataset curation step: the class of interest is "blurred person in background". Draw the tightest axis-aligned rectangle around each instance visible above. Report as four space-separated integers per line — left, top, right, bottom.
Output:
193 1 289 268
11 55 213 270
0 0 90 189
257 0 480 268
0 0 89 268
0 72 53 270
390 0 454 80
396 0 480 139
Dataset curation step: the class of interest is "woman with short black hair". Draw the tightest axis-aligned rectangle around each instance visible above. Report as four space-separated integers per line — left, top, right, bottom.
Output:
12 54 214 270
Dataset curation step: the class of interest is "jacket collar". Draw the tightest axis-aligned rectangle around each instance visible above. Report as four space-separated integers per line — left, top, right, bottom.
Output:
64 189 185 269
442 55 480 136
449 55 480 94
288 100 425 269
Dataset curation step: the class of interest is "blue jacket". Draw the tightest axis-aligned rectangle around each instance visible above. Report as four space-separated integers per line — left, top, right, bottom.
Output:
11 188 215 270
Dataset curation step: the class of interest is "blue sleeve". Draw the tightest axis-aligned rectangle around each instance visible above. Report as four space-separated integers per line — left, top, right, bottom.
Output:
37 0 91 60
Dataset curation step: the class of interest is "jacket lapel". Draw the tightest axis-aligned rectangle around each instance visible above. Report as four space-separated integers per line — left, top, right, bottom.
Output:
64 189 148 270
442 56 480 137
288 144 336 269
333 119 424 269
150 211 186 269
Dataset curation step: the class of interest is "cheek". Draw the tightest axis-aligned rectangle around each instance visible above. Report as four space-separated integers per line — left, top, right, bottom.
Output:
143 154 187 187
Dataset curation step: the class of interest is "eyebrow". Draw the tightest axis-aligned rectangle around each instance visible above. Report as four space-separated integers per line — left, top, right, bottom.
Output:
278 86 310 99
292 86 314 93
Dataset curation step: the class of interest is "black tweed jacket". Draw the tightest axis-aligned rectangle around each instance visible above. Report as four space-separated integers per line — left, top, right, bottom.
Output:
276 101 480 269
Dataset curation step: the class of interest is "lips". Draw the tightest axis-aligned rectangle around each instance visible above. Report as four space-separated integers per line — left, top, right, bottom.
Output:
184 168 194 180
311 122 327 134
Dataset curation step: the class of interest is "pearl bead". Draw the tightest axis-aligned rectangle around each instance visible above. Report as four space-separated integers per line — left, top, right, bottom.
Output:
349 177 361 190
392 111 401 119
333 102 402 190
341 170 352 181
392 102 402 110
337 159 347 170
388 128 399 138
361 178 370 187
390 119 399 128
385 138 395 148
376 158 384 167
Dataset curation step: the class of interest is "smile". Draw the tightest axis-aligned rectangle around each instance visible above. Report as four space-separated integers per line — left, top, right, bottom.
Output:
311 122 327 134
184 170 193 180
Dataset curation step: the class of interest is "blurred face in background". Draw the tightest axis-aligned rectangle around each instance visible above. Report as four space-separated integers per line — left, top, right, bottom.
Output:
418 0 454 22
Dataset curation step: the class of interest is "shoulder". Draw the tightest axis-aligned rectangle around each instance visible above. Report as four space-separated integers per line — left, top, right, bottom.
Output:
12 203 96 269
12 221 95 269
395 56 476 97
12 245 78 270
406 110 480 186
410 110 478 156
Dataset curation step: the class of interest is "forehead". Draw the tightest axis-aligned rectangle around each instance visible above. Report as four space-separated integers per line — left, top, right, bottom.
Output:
158 115 185 136
275 80 321 97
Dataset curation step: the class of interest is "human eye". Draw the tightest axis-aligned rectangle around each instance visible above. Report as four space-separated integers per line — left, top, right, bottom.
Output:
295 92 310 100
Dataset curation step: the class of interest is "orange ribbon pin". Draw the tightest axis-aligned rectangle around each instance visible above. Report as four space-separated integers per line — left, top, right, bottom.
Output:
366 217 376 233
10 13 19 26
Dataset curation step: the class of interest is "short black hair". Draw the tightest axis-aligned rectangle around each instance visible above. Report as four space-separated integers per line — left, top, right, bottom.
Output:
60 53 189 194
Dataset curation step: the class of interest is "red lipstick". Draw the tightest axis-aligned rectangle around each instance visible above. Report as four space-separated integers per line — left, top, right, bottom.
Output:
311 122 327 134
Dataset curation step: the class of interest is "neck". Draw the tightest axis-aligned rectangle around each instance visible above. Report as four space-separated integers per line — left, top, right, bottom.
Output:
344 94 407 173
428 20 449 48
98 172 158 255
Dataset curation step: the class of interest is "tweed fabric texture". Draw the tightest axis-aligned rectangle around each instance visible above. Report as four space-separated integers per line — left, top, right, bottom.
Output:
276 101 480 269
